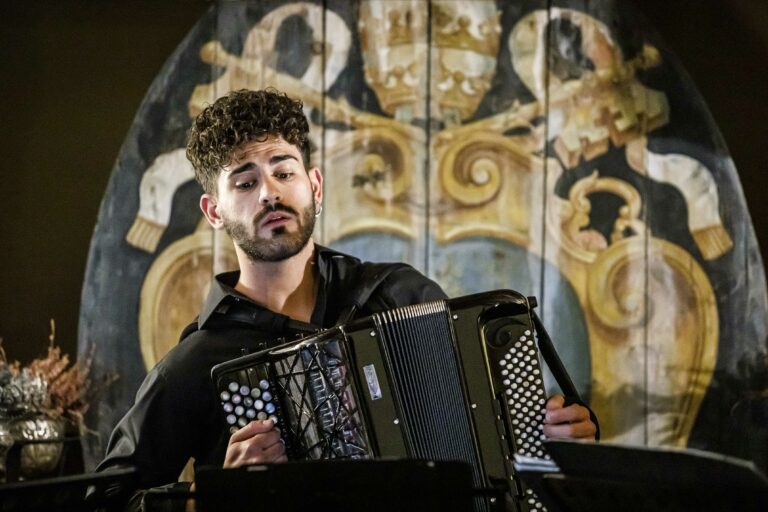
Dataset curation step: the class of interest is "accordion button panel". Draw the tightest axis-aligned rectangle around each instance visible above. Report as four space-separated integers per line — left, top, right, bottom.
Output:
216 372 281 435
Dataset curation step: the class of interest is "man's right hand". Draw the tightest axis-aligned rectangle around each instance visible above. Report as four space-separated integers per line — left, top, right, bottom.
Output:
223 419 287 467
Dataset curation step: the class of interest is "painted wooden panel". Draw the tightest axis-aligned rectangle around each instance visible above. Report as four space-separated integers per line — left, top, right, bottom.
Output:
78 0 768 472
321 0 430 267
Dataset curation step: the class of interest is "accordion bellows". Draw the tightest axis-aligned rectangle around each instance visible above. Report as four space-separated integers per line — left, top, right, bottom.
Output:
212 290 578 511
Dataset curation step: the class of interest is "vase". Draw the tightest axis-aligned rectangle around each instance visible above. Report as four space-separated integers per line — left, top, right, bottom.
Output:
0 420 13 482
1 412 66 480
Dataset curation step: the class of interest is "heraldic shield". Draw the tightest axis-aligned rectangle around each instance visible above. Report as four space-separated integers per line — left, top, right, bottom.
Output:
79 0 768 475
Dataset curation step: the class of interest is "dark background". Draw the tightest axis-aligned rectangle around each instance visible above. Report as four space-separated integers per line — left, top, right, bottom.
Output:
1 0 767 367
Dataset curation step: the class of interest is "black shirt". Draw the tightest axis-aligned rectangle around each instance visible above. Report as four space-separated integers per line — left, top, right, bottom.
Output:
97 245 446 488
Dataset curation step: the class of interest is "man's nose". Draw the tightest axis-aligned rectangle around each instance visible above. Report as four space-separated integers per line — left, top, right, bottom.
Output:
259 179 282 205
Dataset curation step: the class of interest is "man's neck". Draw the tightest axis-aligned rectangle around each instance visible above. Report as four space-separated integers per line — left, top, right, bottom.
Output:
234 240 318 323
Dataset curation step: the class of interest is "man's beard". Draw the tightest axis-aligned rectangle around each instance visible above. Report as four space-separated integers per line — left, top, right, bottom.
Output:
223 202 316 262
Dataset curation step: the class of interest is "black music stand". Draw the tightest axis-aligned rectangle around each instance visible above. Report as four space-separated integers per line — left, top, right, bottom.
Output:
0 467 138 512
514 440 768 511
195 459 476 512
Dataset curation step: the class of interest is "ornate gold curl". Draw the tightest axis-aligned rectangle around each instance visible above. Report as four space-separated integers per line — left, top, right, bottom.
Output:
587 236 717 335
439 132 506 206
587 237 650 330
568 171 644 242
550 170 645 263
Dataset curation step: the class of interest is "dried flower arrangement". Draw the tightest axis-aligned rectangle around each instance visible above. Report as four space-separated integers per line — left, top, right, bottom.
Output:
0 320 116 433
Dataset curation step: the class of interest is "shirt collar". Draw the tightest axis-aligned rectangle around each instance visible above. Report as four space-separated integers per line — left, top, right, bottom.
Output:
197 244 349 330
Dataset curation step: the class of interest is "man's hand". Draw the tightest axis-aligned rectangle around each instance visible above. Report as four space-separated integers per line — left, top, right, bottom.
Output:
542 394 597 441
223 419 287 467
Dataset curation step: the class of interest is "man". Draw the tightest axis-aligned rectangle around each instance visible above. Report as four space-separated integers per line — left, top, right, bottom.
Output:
98 88 597 507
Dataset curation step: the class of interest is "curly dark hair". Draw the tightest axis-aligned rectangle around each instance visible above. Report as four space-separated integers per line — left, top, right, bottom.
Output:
186 88 311 194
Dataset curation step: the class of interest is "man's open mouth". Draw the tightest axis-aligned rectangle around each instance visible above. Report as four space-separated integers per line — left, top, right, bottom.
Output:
261 212 292 228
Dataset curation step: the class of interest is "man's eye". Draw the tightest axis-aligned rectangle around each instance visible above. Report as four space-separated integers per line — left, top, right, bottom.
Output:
236 181 255 189
275 171 293 180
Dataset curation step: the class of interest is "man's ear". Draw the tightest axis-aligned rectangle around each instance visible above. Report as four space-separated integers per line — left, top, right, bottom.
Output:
200 194 224 229
309 166 323 205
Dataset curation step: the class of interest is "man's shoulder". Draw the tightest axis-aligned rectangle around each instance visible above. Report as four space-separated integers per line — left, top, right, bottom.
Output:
315 245 446 319
371 265 447 307
157 323 259 377
317 244 420 278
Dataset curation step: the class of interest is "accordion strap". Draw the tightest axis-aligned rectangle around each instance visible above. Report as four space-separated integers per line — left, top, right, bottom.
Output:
532 311 601 440
531 311 581 401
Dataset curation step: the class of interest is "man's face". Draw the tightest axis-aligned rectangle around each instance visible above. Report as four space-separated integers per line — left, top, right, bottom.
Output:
205 136 322 262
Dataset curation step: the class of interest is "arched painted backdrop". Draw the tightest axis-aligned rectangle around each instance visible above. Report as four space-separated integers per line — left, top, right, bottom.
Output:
79 0 768 471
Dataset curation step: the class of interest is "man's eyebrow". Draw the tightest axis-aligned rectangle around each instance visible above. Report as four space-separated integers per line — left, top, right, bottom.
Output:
269 154 298 165
227 154 298 176
228 162 255 176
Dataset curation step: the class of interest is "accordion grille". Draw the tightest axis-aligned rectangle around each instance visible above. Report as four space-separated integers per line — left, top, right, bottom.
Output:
376 302 486 499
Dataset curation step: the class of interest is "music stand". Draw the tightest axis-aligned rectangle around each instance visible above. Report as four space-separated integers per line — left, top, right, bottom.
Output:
195 459 476 512
0 467 138 512
514 440 768 511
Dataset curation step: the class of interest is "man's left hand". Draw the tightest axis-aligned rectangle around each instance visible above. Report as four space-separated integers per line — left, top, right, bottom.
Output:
542 394 597 440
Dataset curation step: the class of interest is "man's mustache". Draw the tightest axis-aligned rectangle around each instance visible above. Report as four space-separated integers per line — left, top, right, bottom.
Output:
253 203 300 226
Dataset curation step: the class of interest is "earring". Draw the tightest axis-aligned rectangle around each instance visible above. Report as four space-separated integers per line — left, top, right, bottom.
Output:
315 203 323 218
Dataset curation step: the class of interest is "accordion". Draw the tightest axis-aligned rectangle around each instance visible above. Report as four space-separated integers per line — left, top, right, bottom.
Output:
211 290 581 511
